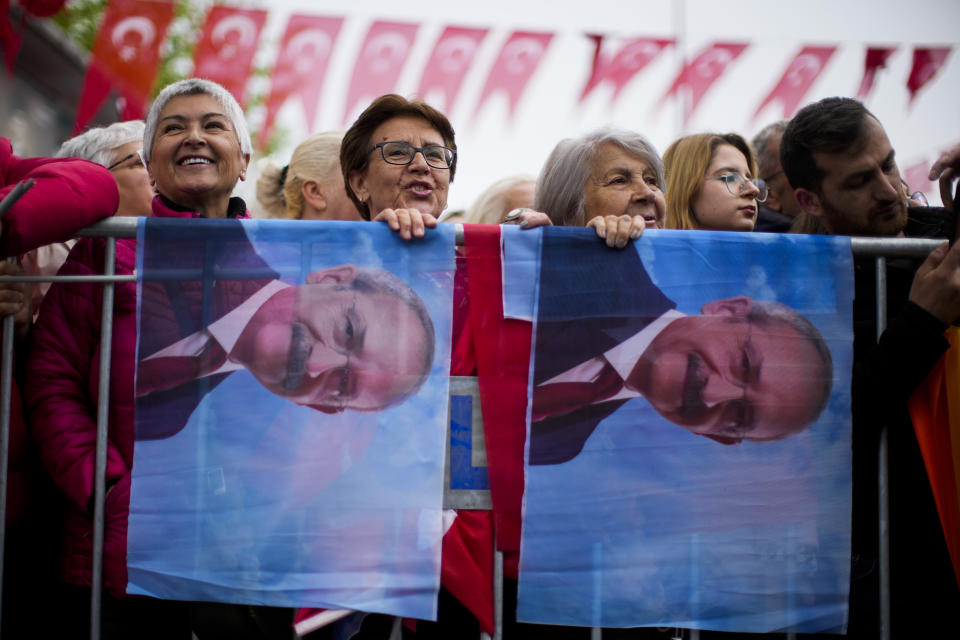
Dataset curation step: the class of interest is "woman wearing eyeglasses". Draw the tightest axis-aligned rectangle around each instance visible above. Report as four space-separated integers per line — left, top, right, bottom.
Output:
662 132 768 231
340 94 456 240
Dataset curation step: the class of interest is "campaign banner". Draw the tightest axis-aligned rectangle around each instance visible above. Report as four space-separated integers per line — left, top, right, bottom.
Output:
517 228 853 633
127 219 454 619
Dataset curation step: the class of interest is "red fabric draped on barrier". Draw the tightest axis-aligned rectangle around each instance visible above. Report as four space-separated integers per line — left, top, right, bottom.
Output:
465 225 531 575
909 327 960 590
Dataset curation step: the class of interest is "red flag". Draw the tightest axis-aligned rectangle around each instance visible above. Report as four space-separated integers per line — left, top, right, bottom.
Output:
580 34 672 103
192 5 267 107
474 31 553 121
463 225 531 559
903 160 934 200
856 46 897 99
416 26 488 114
259 15 343 149
753 46 836 121
342 20 419 125
907 47 953 103
73 0 175 134
660 42 747 125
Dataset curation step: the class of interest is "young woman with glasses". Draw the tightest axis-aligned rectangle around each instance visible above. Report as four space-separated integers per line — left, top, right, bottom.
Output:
663 132 769 231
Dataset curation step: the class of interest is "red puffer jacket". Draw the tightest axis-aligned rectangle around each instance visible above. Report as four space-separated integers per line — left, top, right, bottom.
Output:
26 195 249 595
1 137 117 258
2 137 117 526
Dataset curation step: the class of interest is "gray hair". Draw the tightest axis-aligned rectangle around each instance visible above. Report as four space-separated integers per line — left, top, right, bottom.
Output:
748 300 833 434
56 120 145 167
343 267 436 410
751 120 788 179
534 127 664 227
143 78 252 162
463 174 535 225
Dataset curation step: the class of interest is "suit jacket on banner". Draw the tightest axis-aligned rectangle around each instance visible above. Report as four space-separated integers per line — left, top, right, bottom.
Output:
529 229 675 465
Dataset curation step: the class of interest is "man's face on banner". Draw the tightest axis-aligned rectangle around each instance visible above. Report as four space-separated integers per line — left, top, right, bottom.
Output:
633 297 825 443
232 265 430 413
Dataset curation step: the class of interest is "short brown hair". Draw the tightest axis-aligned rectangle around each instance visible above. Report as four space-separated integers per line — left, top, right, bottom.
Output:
340 94 457 220
663 133 758 230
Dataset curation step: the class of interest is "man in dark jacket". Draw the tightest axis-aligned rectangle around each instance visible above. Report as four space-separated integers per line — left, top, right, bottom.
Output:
781 97 960 639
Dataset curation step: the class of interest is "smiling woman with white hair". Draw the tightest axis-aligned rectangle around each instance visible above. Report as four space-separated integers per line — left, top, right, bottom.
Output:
26 78 285 638
24 121 155 314
504 127 663 247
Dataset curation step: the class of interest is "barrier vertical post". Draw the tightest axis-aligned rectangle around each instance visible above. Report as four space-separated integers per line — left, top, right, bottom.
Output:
90 237 117 640
0 179 34 631
875 255 890 640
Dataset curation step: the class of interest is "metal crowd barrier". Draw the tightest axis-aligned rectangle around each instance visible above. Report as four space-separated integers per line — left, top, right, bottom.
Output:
0 216 946 640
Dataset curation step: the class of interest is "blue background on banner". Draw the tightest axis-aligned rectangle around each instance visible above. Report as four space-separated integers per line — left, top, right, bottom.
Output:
516 229 854 633
128 220 454 618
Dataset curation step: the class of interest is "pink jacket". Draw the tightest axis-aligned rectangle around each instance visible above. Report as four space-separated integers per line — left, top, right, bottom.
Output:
1 137 117 258
26 195 249 595
1 137 116 525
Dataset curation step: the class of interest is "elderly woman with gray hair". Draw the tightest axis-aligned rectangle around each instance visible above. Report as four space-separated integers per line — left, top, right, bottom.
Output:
27 78 291 638
508 127 665 247
23 121 155 314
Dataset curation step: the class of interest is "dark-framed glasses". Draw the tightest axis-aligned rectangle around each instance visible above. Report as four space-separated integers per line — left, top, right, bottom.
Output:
717 172 768 203
370 141 456 169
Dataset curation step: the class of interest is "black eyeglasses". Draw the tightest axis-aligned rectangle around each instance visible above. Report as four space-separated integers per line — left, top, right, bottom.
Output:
107 151 144 171
370 141 455 170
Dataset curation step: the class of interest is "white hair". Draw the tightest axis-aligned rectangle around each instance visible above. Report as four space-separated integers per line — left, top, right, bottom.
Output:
143 78 252 162
56 121 145 167
534 127 664 227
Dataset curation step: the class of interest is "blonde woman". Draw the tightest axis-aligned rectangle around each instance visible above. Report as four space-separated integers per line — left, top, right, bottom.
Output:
663 132 768 231
257 131 362 221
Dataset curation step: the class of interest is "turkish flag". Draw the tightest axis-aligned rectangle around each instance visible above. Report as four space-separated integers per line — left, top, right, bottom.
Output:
753 46 836 121
907 47 953 103
856 46 897 100
259 15 343 149
660 42 747 125
580 35 672 103
192 5 267 107
342 20 419 125
73 0 175 134
474 31 553 121
416 26 488 114
902 160 934 199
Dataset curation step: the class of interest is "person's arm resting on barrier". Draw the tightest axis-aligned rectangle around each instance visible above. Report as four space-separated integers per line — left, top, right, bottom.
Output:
0 138 119 257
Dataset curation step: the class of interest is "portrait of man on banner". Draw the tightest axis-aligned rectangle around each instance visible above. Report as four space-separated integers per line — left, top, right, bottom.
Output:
517 228 854 634
127 219 454 619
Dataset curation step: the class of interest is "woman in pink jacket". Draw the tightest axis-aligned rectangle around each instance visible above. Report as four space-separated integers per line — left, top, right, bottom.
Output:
1 137 118 636
25 79 276 639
